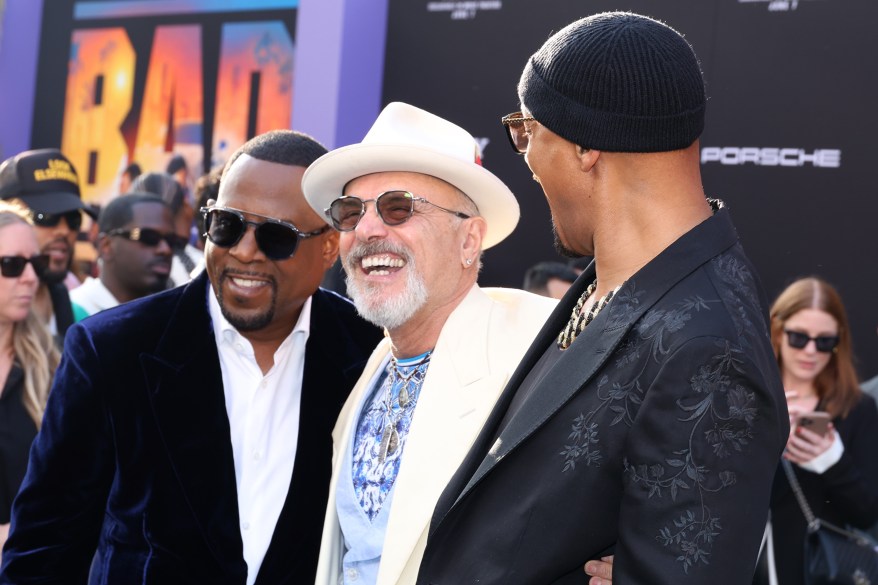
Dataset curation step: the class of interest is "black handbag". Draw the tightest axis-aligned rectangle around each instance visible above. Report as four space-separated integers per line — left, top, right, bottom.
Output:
782 460 878 585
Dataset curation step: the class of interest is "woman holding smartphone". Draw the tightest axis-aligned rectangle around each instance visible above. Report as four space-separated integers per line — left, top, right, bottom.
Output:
757 277 878 584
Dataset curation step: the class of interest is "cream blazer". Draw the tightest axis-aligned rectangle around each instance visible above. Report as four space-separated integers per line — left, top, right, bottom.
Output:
314 285 557 585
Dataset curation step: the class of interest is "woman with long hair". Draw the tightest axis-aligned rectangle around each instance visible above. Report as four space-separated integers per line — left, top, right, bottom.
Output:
759 276 878 584
0 202 61 556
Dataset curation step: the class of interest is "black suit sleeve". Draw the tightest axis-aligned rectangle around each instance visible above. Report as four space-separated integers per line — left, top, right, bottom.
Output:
0 322 114 583
821 396 878 529
613 336 785 584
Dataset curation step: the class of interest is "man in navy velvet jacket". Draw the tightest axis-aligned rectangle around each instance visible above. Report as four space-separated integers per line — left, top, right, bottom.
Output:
0 131 382 584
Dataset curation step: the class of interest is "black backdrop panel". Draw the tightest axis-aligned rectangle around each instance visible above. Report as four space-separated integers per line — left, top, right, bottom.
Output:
382 0 878 378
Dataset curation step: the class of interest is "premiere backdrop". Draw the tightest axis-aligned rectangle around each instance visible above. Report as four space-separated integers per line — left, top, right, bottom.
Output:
381 0 878 378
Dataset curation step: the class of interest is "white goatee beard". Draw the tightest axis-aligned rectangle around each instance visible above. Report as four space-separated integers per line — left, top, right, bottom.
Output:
343 241 428 330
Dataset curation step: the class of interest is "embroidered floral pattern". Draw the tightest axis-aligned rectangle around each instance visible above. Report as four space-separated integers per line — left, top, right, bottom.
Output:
625 340 757 573
558 250 765 574
710 248 766 343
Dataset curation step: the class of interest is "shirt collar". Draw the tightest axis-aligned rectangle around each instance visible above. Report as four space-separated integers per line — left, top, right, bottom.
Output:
207 281 313 351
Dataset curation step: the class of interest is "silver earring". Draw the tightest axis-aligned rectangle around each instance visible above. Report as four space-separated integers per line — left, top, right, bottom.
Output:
465 259 473 266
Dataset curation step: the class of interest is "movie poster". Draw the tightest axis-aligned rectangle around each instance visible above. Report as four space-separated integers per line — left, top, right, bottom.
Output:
33 0 298 203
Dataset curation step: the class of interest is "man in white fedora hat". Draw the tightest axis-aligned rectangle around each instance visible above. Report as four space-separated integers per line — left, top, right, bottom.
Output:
301 102 557 585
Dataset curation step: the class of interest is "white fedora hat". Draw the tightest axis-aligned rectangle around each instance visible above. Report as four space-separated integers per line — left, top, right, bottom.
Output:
301 102 519 249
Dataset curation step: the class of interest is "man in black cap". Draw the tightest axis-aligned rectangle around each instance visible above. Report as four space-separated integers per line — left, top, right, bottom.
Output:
0 148 87 341
417 12 788 584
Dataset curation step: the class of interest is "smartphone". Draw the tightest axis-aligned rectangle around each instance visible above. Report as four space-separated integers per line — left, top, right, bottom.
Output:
796 411 831 437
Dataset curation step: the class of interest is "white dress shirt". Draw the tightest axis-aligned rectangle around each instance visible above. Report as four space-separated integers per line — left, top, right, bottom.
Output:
209 287 311 585
70 277 120 317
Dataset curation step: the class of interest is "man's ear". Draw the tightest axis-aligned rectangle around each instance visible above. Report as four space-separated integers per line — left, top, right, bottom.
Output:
321 229 340 271
96 234 113 263
576 145 600 173
461 216 486 267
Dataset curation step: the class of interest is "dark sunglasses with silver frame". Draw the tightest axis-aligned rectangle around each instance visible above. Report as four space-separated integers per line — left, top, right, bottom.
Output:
0 254 50 278
201 205 329 260
784 329 840 353
325 190 471 232
500 111 536 154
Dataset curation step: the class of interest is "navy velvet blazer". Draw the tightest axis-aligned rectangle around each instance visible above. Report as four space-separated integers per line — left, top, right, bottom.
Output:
0 272 382 585
418 209 790 584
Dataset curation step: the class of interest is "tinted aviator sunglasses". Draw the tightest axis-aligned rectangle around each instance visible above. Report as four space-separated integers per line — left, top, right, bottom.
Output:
784 329 840 353
326 190 471 232
0 254 49 278
501 111 536 154
201 206 329 260
106 227 188 250
32 210 83 231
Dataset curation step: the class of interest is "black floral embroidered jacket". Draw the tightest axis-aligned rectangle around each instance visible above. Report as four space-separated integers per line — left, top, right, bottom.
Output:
418 207 789 585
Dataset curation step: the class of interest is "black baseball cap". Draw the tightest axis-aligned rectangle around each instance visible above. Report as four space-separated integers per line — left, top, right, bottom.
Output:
0 148 86 214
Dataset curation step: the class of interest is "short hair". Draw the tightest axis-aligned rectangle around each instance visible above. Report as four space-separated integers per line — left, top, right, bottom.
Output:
129 172 185 214
123 162 142 180
195 167 222 208
99 193 168 233
523 261 578 294
194 167 222 240
165 154 187 176
224 130 328 177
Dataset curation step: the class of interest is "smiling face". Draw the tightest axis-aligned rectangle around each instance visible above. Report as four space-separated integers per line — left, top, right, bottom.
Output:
0 221 41 326
205 154 337 340
778 308 839 388
339 171 481 332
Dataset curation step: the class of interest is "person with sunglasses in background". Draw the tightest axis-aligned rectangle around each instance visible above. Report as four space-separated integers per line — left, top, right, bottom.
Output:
0 130 382 585
0 201 60 566
300 102 556 585
753 277 878 584
0 149 88 344
69 193 179 319
129 171 204 286
415 13 788 585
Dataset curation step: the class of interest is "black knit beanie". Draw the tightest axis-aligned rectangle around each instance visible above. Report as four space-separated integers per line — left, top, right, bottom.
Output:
518 12 706 153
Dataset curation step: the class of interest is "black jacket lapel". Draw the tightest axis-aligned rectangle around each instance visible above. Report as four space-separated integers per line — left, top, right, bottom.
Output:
437 209 741 524
256 289 380 584
142 273 245 579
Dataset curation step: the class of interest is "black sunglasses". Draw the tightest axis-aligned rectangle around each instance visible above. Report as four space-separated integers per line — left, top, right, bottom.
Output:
201 206 329 260
0 254 50 278
784 329 840 353
501 111 536 154
106 227 187 250
32 210 83 231
326 190 471 232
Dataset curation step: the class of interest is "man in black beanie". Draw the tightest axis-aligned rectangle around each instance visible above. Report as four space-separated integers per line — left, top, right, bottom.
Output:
417 12 788 585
